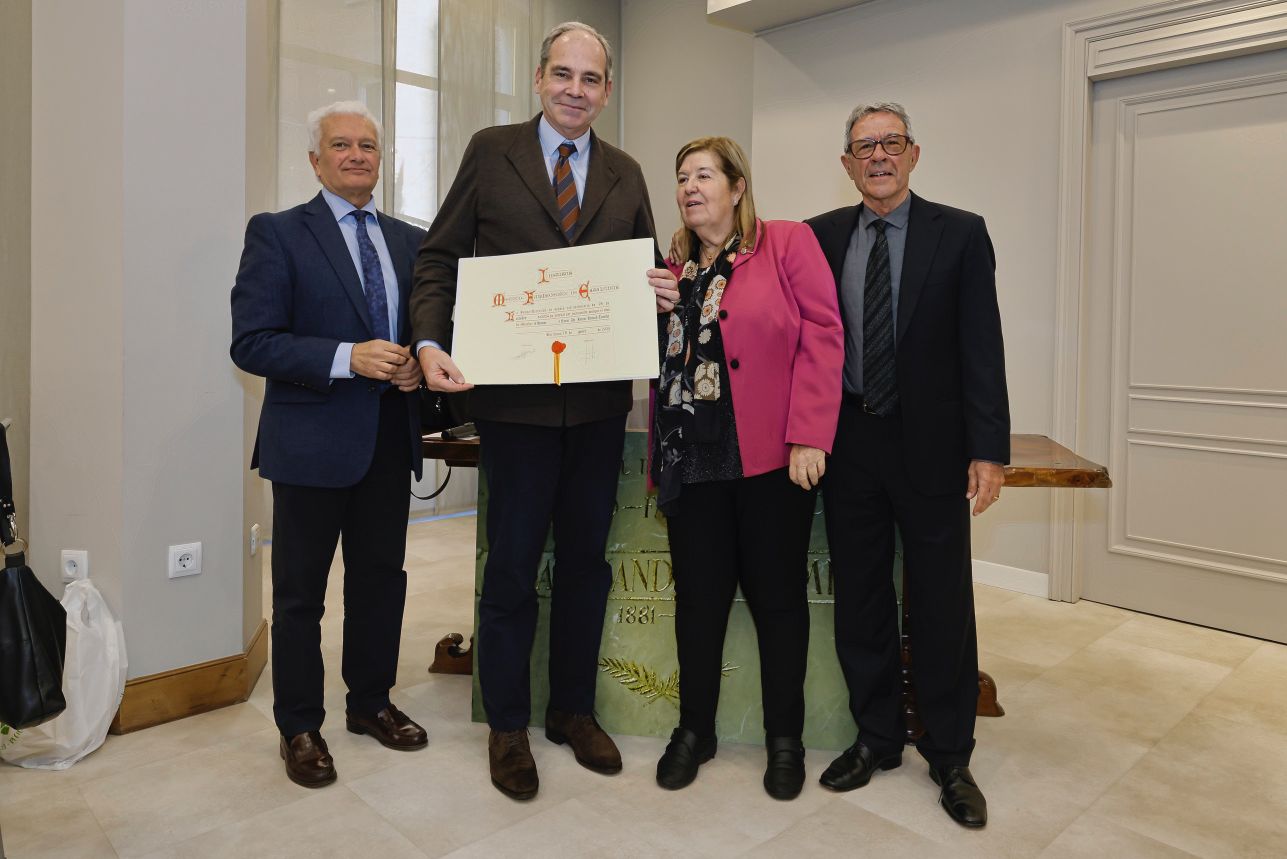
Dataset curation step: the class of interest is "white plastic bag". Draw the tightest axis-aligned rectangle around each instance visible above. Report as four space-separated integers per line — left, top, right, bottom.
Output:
0 578 127 769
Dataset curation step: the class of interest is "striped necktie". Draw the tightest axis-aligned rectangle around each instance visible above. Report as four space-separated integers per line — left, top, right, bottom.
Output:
862 219 898 416
554 141 580 240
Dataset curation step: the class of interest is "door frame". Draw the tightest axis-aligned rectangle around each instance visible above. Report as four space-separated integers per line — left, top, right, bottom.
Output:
1049 0 1287 601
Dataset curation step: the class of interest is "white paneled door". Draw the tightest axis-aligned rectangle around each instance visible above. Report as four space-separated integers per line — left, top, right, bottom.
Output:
1078 48 1287 643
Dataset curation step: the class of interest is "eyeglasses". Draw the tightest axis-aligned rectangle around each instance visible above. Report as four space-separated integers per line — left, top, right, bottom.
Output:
847 134 912 159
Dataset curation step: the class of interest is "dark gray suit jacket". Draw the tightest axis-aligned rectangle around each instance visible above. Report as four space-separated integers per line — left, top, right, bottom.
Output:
410 114 658 426
807 192 1009 494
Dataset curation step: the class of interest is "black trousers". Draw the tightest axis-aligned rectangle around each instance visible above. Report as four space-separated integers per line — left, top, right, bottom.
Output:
270 391 411 738
823 400 978 767
666 468 816 739
475 415 626 731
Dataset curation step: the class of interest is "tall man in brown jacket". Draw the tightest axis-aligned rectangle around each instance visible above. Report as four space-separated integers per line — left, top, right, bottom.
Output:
411 21 668 801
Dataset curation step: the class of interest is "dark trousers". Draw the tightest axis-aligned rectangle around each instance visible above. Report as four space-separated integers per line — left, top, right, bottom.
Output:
270 391 411 738
666 468 816 740
823 401 979 767
475 415 626 731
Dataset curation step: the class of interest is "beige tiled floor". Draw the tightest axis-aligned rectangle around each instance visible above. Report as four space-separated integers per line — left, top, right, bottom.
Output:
3 513 1286 858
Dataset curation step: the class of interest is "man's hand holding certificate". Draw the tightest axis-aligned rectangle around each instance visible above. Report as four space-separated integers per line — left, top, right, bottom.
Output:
448 238 661 386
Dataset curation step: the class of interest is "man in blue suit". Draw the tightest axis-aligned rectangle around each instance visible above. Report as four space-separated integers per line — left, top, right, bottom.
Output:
232 101 428 789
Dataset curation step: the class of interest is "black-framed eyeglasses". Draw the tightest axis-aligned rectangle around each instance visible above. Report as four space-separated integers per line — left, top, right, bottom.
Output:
847 134 912 159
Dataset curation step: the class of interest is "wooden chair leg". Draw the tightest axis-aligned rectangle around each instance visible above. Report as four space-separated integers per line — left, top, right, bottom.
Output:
901 570 1005 741
428 632 474 675
976 670 1004 717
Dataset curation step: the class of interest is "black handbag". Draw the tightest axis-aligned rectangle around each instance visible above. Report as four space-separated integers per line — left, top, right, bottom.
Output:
0 424 68 730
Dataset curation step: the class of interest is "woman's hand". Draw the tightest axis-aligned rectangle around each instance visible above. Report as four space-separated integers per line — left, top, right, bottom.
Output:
667 228 684 265
789 444 827 490
650 267 680 313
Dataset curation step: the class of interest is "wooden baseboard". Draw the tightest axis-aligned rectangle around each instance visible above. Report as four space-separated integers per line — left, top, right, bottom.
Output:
109 619 268 735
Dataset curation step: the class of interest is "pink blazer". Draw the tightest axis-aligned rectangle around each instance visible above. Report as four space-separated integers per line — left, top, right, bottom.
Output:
665 219 844 478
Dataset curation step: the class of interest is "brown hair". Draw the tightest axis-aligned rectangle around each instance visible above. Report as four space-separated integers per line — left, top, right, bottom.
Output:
671 136 758 264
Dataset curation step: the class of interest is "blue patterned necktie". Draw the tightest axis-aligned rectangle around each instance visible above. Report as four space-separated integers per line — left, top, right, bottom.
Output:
862 219 898 416
554 141 580 240
351 210 391 341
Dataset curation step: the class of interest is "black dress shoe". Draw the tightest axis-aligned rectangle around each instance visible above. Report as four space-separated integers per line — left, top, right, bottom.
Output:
280 731 337 788
930 765 987 828
346 705 428 751
819 740 902 791
763 737 805 800
656 726 716 790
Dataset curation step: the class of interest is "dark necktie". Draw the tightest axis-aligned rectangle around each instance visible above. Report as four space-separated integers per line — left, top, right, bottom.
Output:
351 210 391 341
554 141 580 240
862 219 898 415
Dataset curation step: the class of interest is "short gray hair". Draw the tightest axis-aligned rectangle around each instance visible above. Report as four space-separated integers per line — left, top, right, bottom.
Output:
842 102 914 152
307 100 383 154
540 21 614 83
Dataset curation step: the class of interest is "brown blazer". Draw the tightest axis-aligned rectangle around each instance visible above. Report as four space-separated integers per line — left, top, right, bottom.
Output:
410 114 659 427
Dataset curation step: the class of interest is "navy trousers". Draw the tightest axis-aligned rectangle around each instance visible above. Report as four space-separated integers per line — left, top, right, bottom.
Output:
269 391 411 737
475 415 627 731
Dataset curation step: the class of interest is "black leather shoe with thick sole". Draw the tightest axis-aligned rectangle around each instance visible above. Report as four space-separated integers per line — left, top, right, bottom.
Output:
656 726 717 790
763 736 805 800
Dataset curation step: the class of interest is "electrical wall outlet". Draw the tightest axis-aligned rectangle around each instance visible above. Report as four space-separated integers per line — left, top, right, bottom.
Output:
168 542 202 578
249 523 261 557
61 549 89 582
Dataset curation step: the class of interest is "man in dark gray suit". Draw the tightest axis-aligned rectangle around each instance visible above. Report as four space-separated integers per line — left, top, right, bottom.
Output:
807 102 1009 828
411 22 670 801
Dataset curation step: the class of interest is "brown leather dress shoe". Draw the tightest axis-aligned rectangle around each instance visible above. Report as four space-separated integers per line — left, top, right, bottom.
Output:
545 709 622 775
280 731 337 788
489 729 539 800
345 705 428 750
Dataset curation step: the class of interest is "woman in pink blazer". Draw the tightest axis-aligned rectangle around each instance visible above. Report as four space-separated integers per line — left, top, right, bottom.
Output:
651 136 844 799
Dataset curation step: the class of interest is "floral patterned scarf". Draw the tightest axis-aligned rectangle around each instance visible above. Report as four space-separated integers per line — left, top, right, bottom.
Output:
653 233 740 513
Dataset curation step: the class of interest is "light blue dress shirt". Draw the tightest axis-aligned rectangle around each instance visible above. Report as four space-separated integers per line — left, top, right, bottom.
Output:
537 114 590 206
319 187 400 379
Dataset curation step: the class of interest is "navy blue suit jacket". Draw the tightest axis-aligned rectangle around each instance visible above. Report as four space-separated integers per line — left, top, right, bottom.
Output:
231 192 426 488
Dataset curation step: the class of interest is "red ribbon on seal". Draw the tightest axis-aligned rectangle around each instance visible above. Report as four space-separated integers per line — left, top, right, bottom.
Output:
551 340 566 385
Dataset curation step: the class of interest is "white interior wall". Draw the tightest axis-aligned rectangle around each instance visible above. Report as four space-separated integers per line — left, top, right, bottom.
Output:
0 0 31 526
623 0 1145 581
751 0 1138 577
32 0 249 677
621 0 753 248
